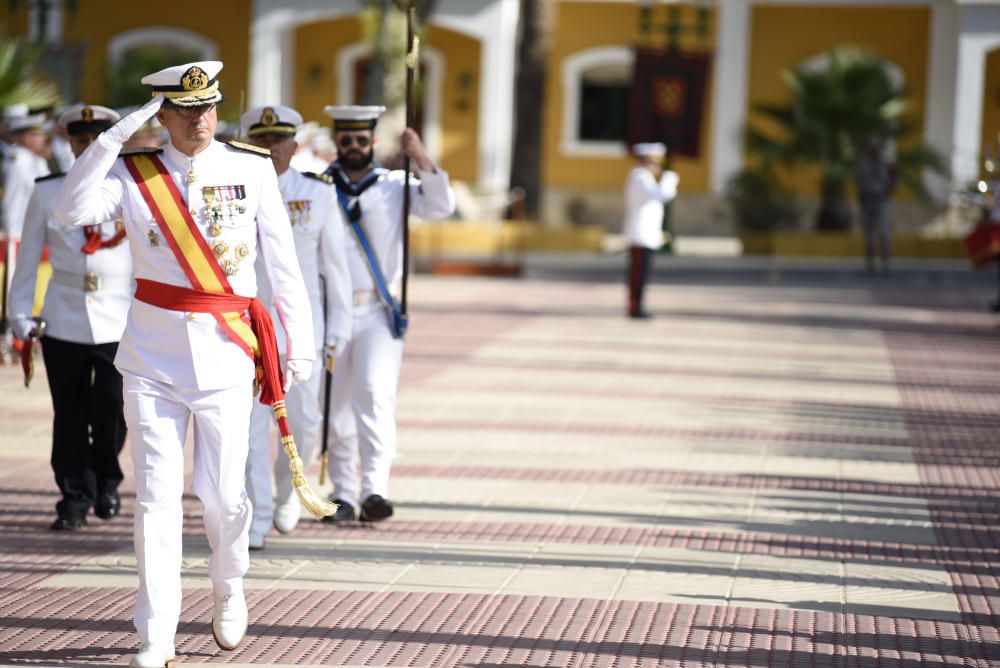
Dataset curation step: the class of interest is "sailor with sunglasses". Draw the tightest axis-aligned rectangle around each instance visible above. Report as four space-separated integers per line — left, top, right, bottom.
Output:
320 105 454 523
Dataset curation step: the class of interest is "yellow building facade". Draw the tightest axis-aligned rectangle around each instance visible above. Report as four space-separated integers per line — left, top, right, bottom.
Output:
4 0 998 231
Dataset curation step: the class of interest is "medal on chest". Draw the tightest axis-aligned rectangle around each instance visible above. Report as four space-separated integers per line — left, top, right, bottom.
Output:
286 200 312 228
201 185 250 276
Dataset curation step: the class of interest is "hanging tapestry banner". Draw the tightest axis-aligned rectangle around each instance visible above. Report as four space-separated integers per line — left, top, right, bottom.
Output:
627 48 712 158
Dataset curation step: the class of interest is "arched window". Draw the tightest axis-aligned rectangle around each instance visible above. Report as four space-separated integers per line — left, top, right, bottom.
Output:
561 46 634 157
106 28 218 108
335 41 445 161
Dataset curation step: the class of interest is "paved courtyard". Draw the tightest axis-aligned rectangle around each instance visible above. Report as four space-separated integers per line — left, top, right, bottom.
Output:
1 254 999 666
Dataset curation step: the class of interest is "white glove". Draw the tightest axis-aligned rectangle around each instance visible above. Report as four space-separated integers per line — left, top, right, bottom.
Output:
104 95 164 145
284 358 312 391
11 317 33 341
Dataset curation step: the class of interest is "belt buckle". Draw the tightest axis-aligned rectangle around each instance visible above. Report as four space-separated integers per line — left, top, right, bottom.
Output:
83 272 100 292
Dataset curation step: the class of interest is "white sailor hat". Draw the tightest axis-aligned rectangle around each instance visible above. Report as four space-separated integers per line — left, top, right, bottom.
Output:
57 104 120 135
323 105 386 132
240 104 302 137
141 61 224 108
6 104 48 132
632 142 667 158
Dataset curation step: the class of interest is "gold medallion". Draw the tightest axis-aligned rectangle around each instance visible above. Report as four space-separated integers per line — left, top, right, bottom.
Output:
186 168 197 185
202 187 216 205
182 66 207 91
209 223 222 237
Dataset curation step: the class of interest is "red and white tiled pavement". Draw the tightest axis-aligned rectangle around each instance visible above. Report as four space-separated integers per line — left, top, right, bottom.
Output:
2 258 1000 666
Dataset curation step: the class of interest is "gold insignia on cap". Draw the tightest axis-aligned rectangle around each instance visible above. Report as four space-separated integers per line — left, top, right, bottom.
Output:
181 66 208 92
81 107 94 122
261 107 278 126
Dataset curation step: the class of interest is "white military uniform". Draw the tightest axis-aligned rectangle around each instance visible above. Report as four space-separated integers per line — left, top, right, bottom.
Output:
323 157 454 511
55 129 313 651
2 106 51 239
247 166 352 537
3 143 50 239
9 175 132 343
623 166 679 249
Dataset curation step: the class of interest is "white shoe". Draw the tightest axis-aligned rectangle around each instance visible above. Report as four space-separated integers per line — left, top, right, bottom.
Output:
129 644 176 667
272 494 301 534
248 530 265 550
212 592 248 651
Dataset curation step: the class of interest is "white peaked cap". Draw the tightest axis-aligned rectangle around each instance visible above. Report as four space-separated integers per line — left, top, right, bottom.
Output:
240 104 303 137
141 61 224 107
632 142 668 158
323 105 386 131
57 104 121 134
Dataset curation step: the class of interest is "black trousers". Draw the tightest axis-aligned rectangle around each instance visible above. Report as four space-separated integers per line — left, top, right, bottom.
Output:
627 246 653 315
40 336 126 519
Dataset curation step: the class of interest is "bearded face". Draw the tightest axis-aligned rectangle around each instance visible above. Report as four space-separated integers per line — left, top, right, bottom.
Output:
335 131 375 170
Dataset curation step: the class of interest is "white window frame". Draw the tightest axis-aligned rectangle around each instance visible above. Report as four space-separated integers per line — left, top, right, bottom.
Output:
107 27 218 68
560 45 634 158
335 41 445 162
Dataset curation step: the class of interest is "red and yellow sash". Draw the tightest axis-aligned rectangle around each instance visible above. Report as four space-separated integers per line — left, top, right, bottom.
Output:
124 153 258 359
124 152 286 405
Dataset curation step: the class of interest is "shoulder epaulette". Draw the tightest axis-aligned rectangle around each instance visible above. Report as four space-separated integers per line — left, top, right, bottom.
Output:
226 140 270 157
35 172 65 183
303 171 334 185
119 147 163 157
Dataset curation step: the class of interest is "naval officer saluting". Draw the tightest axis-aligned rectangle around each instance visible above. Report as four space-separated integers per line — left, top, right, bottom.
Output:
54 61 314 667
8 104 130 531
240 104 352 547
321 105 454 523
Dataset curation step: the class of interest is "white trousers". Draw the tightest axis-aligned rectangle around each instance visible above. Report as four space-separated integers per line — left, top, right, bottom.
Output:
325 306 404 508
123 372 253 648
246 350 323 535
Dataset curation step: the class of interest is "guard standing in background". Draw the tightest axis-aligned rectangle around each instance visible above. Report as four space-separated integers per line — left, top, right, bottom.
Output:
855 138 897 273
624 142 679 319
8 104 130 531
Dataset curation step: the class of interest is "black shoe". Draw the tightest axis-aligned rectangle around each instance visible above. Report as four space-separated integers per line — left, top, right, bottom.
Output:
95 491 121 520
320 499 357 523
359 494 394 522
629 310 652 320
50 515 87 531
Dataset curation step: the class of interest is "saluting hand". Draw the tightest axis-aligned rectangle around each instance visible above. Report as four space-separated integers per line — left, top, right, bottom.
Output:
400 127 434 172
105 95 164 145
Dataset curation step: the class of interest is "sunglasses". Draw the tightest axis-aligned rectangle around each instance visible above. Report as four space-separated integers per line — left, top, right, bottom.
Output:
166 103 217 119
337 134 371 149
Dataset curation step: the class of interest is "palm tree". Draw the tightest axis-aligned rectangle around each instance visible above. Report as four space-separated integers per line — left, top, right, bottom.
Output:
745 46 946 231
0 35 60 111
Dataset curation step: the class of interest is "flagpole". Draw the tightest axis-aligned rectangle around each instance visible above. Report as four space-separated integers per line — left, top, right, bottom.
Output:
401 0 417 320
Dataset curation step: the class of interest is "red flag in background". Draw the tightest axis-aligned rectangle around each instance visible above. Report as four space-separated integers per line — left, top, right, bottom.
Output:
627 48 711 158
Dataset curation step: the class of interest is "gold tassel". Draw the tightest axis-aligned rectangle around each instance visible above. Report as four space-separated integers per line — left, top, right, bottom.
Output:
279 433 337 518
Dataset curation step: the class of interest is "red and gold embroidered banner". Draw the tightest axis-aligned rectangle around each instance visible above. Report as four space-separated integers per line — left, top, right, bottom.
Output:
123 153 258 360
627 48 711 158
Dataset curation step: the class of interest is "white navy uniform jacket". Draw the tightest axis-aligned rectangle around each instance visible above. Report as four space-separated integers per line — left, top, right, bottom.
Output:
255 167 352 353
54 135 314 391
8 174 133 345
335 166 455 296
623 167 679 250
3 145 50 237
